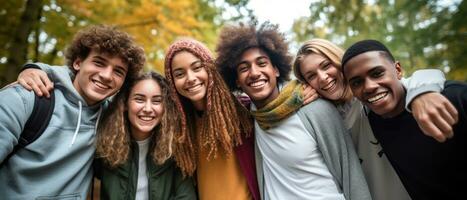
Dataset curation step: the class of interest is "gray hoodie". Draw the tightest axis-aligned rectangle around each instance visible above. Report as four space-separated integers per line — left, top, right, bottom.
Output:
0 63 106 199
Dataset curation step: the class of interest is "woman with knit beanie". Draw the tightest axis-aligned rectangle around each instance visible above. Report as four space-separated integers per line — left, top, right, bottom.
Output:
164 38 260 200
293 38 454 200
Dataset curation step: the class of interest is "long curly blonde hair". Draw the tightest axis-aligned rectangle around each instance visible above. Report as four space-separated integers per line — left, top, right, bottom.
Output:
164 38 252 176
96 71 176 168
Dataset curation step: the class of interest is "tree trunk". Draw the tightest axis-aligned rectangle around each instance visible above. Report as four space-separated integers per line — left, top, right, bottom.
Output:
33 17 42 62
4 0 43 85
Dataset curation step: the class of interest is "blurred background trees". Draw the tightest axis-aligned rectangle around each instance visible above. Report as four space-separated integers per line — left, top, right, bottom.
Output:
292 0 466 80
0 0 465 87
0 0 253 86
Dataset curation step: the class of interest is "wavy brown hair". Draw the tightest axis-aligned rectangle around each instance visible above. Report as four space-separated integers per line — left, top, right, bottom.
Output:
96 71 176 168
293 39 353 103
65 24 145 89
216 21 292 91
164 39 252 176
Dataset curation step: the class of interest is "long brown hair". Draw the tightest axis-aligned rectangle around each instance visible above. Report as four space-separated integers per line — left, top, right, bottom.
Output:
164 38 252 176
293 38 353 103
96 71 175 168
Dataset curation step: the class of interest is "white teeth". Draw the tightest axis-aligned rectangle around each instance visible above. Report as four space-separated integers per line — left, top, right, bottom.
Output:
368 92 388 103
249 80 266 87
322 80 336 91
187 84 202 92
93 80 110 89
139 116 154 121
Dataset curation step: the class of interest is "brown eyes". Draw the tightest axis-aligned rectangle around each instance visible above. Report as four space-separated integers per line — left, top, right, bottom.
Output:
172 64 204 79
237 59 269 73
133 97 162 105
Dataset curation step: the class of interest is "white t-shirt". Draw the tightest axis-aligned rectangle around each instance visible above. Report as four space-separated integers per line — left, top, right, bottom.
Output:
253 104 345 200
135 138 151 200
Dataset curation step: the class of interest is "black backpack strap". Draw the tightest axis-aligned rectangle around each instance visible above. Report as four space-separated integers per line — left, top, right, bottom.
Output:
3 91 55 163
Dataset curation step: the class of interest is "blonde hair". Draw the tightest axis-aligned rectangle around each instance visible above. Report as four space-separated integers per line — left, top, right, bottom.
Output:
293 38 352 103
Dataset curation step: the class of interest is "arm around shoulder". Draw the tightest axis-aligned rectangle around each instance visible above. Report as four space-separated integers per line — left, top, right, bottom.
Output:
27 63 72 83
403 69 446 110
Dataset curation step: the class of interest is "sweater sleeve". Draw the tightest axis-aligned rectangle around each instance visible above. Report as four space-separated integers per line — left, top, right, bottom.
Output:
297 99 372 200
0 85 34 162
402 69 445 112
23 63 72 85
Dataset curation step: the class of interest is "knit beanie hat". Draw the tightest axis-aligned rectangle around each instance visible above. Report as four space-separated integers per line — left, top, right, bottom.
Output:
165 39 214 70
341 39 394 71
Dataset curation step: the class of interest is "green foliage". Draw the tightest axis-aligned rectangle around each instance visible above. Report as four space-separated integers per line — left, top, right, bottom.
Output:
0 0 253 86
292 0 466 80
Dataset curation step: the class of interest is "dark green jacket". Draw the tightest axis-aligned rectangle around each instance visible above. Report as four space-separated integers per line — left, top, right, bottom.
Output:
95 142 196 200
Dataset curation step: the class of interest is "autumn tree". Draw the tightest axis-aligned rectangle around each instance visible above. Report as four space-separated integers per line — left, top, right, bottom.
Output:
0 0 253 86
292 0 466 80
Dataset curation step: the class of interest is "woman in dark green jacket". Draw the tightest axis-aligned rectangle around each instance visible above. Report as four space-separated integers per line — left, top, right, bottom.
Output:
95 71 196 200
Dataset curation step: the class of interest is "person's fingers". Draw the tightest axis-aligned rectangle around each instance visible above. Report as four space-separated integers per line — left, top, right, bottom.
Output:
18 79 33 90
30 82 44 97
40 74 54 90
438 107 456 126
303 93 319 105
443 100 459 124
418 120 446 142
436 108 455 139
303 91 317 103
431 113 454 139
33 75 50 98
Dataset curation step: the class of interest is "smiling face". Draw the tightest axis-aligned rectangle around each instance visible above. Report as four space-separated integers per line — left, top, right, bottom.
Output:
344 51 405 118
299 53 345 101
236 48 280 108
127 79 164 140
72 50 128 106
171 51 208 110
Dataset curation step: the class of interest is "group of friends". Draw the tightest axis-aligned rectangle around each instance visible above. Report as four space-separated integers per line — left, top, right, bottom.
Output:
0 22 465 200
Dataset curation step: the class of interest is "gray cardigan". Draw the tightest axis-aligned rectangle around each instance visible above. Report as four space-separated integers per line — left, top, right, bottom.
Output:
255 98 372 200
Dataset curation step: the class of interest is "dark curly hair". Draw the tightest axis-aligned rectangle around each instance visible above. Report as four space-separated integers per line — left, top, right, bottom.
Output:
216 21 292 91
65 25 145 87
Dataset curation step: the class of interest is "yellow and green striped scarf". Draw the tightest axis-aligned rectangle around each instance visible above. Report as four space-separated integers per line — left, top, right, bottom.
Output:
251 80 304 130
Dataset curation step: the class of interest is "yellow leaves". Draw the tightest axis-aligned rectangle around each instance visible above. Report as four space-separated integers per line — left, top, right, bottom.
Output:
54 0 217 73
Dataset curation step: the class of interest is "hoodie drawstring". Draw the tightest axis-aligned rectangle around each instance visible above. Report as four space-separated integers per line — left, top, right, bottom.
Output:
94 106 103 134
70 101 82 147
69 102 103 147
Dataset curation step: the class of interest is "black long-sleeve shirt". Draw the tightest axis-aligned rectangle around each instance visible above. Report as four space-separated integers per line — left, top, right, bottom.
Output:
368 81 466 200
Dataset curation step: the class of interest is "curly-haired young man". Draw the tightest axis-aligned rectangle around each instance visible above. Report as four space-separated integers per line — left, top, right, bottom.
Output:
216 22 371 200
0 25 145 199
